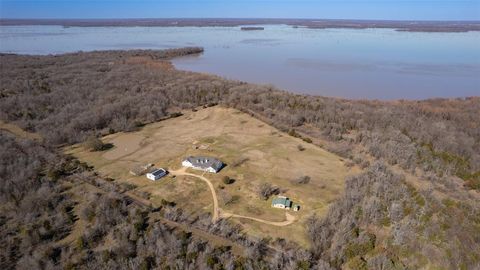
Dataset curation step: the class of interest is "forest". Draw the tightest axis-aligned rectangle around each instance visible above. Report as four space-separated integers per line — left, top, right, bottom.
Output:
1 48 479 269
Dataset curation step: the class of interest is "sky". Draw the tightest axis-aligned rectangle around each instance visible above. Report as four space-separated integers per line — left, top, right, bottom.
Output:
0 0 479 21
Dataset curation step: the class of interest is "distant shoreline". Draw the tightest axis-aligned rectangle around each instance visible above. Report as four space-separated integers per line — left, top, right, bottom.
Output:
241 26 265 31
1 18 480 32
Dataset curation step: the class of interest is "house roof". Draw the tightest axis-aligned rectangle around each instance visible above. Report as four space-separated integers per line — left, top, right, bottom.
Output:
184 156 223 170
272 197 291 207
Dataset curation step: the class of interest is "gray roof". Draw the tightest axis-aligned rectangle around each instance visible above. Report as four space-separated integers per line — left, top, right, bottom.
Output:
185 156 223 170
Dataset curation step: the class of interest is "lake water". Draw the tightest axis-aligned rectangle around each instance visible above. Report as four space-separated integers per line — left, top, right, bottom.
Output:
1 25 479 99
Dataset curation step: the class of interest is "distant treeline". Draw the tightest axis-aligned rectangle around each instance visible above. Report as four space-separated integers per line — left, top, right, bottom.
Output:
1 49 479 269
2 18 480 32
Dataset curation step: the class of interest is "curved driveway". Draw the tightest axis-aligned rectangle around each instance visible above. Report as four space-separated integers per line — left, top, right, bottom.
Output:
220 212 296 226
170 167 296 226
170 168 220 221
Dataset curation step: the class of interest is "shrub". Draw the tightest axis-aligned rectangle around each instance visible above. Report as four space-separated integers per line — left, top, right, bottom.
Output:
46 168 63 181
292 175 311 185
206 255 217 268
120 183 137 191
380 217 391 227
345 160 355 168
344 233 376 259
220 190 240 206
258 183 280 200
302 137 313 143
288 129 301 138
160 199 176 207
348 257 368 270
464 178 480 190
76 236 86 250
83 136 106 151
222 176 235 185
297 260 311 270
134 121 144 127
169 112 183 118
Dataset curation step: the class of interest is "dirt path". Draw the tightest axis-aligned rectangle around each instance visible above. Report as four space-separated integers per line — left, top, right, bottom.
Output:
170 167 296 226
220 211 296 226
0 120 42 141
170 167 220 222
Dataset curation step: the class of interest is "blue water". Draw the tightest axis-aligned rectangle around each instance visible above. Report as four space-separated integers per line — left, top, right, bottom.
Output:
1 25 479 99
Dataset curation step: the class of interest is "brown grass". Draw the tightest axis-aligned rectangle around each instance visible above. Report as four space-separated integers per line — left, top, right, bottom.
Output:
0 120 42 141
65 106 359 247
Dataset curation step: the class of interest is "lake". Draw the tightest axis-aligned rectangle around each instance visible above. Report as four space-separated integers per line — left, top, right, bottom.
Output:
1 25 479 99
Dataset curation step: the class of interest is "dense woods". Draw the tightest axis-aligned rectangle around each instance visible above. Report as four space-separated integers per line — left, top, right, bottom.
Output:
307 162 480 269
0 131 283 269
224 88 480 189
1 49 479 269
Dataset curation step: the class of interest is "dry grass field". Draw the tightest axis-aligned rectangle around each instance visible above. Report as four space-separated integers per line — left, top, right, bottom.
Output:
66 106 359 247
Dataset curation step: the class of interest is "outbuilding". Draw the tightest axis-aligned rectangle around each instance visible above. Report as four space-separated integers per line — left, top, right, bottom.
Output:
271 196 292 209
146 168 167 181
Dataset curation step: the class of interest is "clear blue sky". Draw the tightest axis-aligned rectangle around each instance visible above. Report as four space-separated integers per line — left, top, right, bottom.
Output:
1 0 479 20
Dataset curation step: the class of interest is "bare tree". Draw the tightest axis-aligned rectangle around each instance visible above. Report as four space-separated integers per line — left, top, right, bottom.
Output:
257 183 280 200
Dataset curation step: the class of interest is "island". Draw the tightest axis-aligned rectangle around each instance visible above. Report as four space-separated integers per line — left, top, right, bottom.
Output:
240 26 265 31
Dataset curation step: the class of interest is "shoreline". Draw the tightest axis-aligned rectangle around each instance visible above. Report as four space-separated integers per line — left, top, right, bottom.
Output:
1 18 480 32
3 49 478 102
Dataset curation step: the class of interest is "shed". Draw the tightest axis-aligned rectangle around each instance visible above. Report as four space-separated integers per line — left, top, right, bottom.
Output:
271 196 292 209
146 168 167 181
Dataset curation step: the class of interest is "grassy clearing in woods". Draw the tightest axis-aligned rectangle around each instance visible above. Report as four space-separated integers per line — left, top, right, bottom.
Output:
66 106 359 247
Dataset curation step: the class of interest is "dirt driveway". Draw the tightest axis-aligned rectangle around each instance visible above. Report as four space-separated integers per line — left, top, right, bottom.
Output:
170 167 296 226
170 167 220 221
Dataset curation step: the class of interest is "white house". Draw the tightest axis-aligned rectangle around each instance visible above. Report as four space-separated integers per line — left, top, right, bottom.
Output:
146 168 167 181
182 156 223 173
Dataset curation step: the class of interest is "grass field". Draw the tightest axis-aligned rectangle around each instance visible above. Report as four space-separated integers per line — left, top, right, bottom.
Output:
65 106 359 247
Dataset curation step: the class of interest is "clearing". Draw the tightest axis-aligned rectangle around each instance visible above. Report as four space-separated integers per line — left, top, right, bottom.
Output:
0 120 43 141
66 106 358 247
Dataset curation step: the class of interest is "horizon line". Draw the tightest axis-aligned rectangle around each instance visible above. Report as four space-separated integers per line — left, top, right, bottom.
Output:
1 18 480 23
